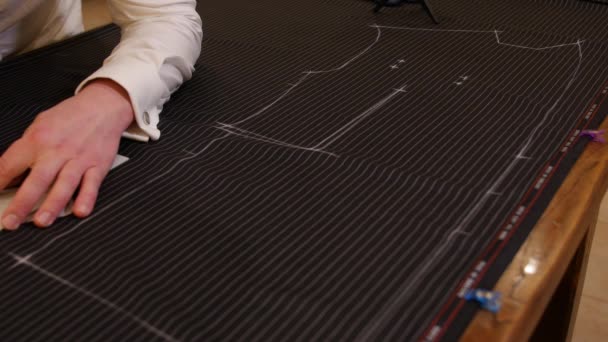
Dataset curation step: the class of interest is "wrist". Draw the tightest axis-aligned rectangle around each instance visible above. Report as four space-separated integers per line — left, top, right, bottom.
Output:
79 78 135 129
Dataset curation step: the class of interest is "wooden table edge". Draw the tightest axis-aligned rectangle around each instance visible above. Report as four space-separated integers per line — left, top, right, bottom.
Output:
461 118 608 342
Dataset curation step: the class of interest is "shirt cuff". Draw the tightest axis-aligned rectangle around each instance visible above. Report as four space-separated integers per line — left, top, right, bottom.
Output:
75 57 165 142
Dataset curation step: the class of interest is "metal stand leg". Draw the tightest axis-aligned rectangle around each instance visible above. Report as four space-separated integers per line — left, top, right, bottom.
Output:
373 0 440 24
420 0 439 24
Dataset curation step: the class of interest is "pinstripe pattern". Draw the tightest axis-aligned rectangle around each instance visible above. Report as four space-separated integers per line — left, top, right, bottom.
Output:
1 0 608 340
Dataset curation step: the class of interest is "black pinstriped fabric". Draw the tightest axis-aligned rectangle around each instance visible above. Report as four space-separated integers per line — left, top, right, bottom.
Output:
1 0 607 341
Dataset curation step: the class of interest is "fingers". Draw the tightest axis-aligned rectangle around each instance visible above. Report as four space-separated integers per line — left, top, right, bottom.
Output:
5 171 30 189
3 160 109 229
73 167 107 218
1 158 64 230
0 140 34 191
34 161 86 227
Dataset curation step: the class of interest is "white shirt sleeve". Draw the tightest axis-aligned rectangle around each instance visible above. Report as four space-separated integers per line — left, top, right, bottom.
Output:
75 0 202 142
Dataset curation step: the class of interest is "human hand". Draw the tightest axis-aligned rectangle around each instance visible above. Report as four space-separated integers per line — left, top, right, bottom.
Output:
0 79 134 230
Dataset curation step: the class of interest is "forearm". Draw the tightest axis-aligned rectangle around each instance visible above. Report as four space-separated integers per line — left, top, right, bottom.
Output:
76 0 202 141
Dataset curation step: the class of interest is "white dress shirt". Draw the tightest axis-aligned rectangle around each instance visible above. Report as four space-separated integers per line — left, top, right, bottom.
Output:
0 0 203 142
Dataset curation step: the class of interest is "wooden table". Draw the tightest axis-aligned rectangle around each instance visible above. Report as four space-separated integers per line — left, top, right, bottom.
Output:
462 117 608 340
35 4 608 340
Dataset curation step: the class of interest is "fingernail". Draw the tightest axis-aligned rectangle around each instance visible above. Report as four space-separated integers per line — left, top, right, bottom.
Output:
77 205 90 216
2 215 20 230
37 212 53 227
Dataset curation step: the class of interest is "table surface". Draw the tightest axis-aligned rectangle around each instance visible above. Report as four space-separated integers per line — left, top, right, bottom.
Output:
2 1 608 341
79 2 608 340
